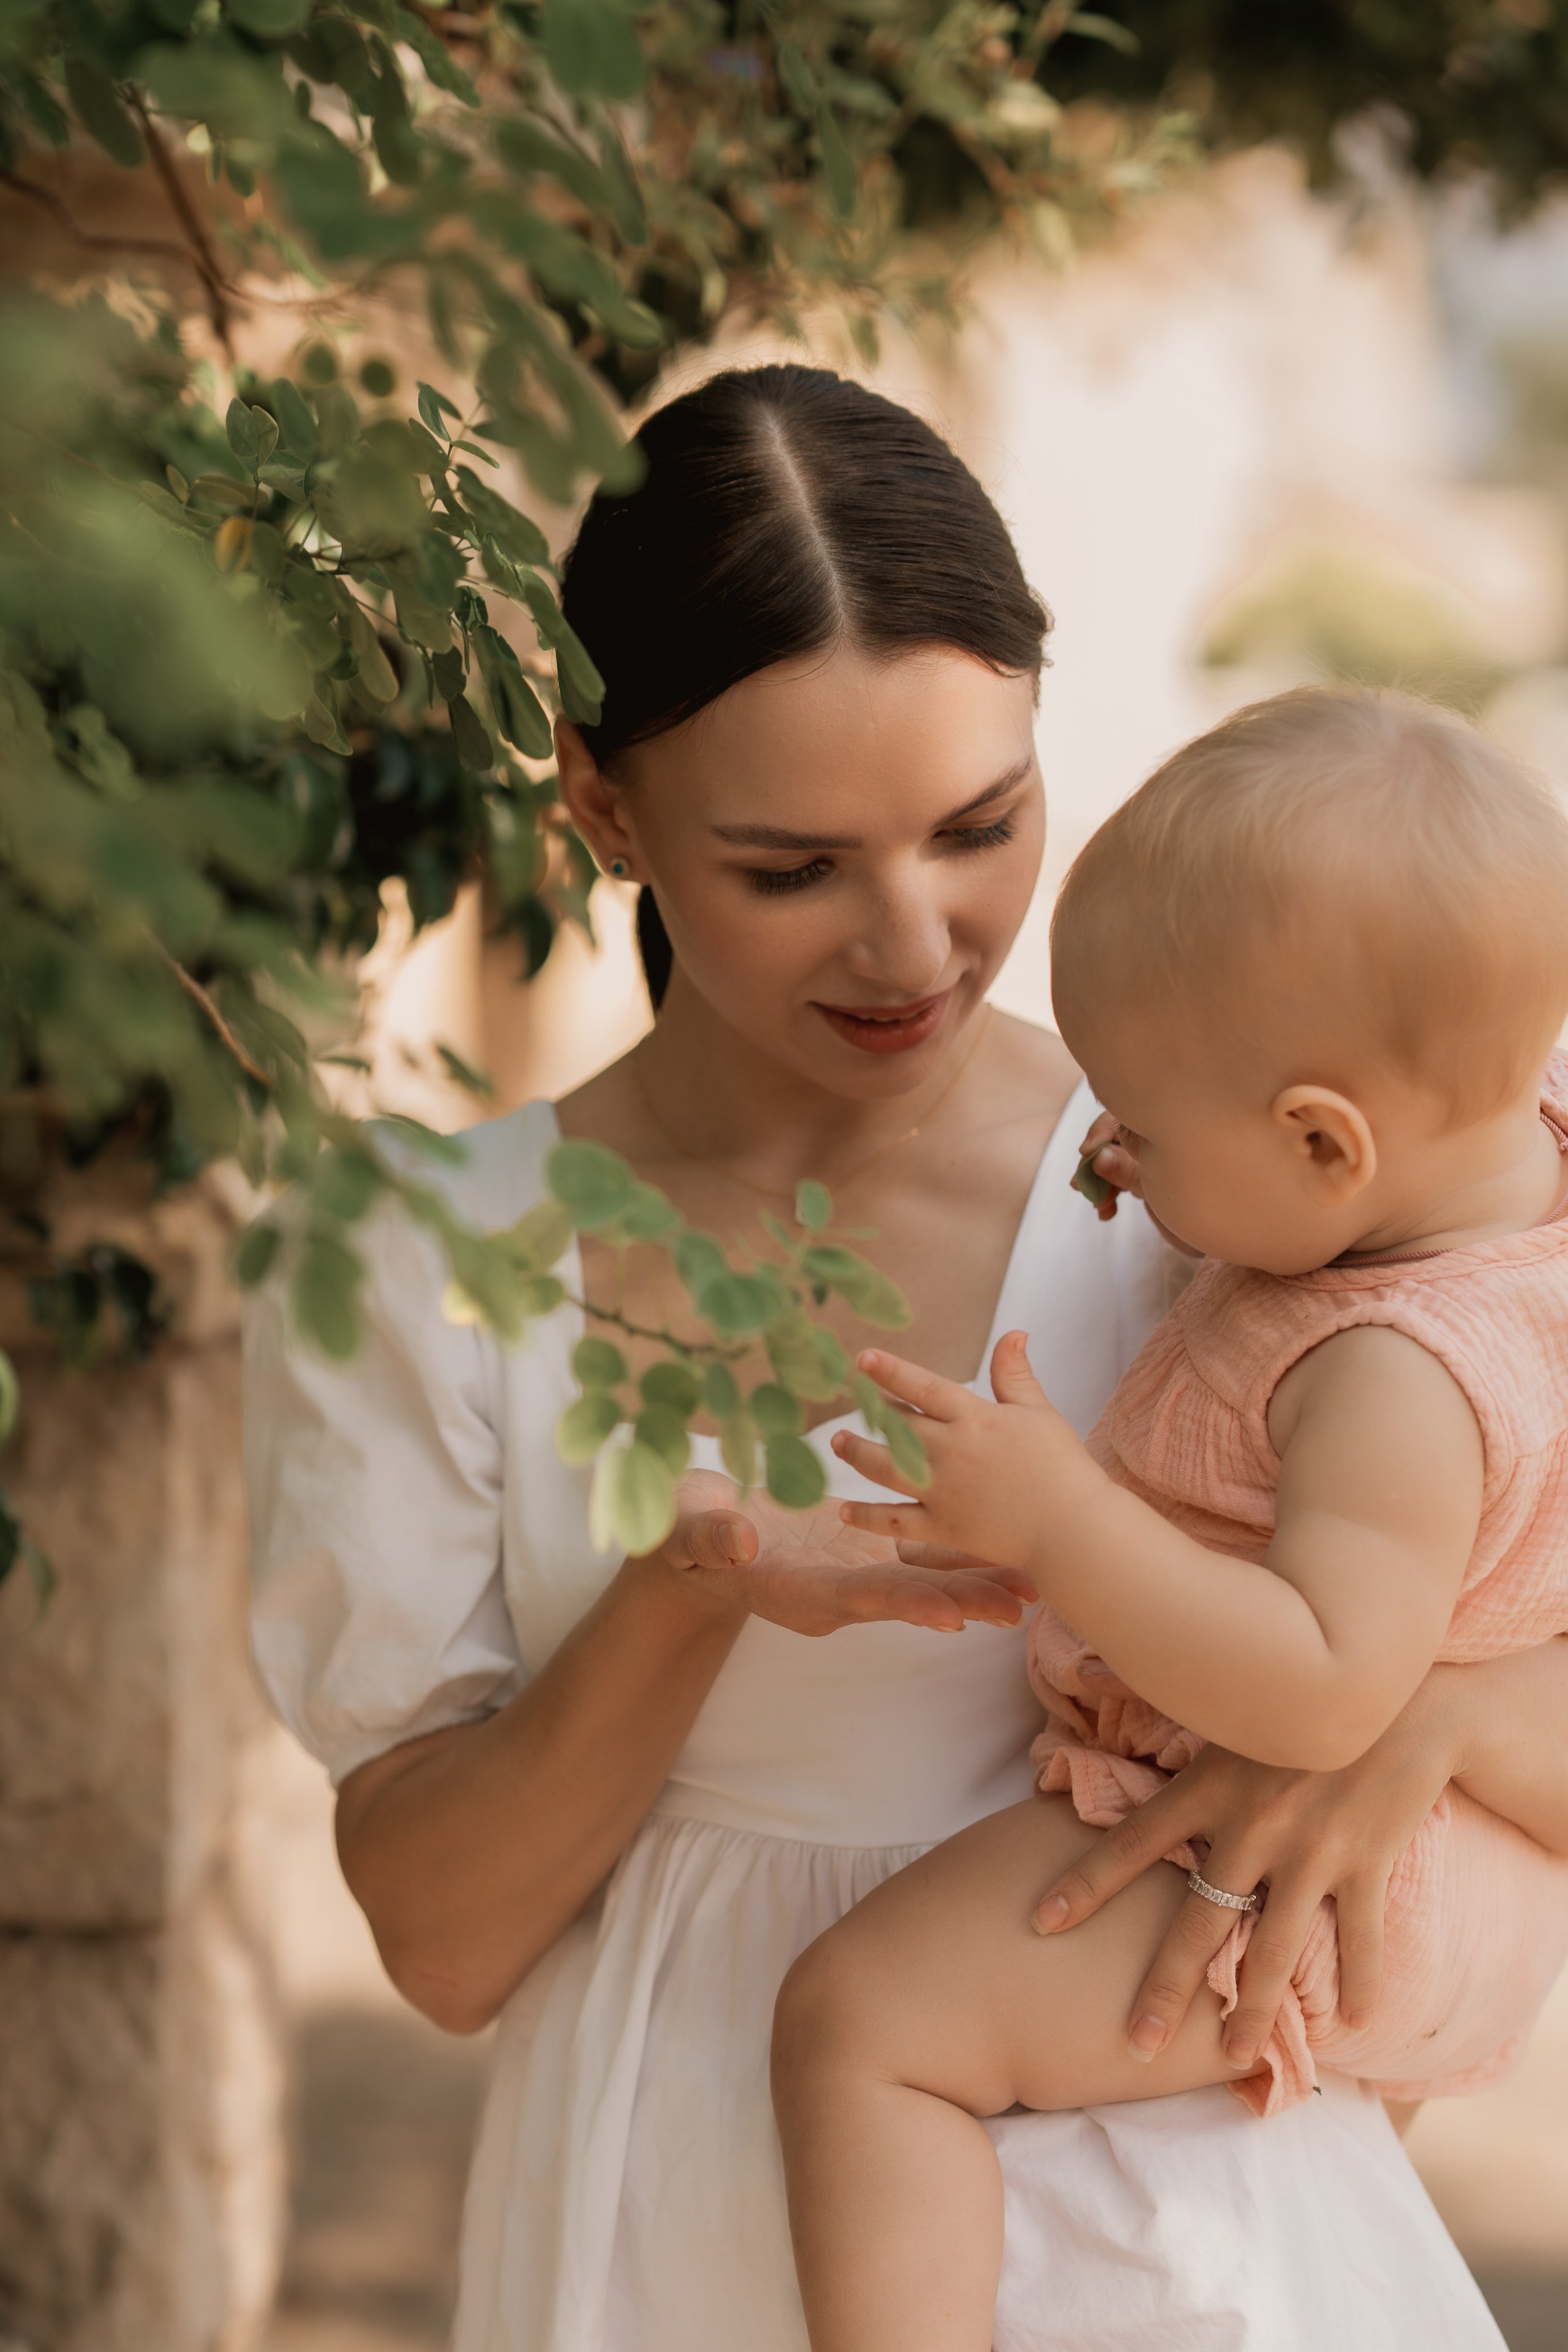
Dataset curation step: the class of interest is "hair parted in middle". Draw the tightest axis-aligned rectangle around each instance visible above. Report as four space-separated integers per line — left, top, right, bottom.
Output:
559 363 1050 1008
1051 684 1568 1121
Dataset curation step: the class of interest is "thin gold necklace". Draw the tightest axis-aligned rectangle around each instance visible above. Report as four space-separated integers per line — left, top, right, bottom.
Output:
632 1006 994 1204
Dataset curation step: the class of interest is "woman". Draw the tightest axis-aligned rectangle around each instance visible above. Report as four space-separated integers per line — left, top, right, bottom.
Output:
246 367 1568 2352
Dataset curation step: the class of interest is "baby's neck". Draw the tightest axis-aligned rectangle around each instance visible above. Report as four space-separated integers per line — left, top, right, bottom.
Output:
1341 1094 1566 1260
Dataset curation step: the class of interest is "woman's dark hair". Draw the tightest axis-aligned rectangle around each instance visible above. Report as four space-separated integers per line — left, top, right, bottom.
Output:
559 364 1051 1008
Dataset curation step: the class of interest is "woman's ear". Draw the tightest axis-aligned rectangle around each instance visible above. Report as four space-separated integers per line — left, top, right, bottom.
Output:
555 718 641 882
1270 1084 1378 1202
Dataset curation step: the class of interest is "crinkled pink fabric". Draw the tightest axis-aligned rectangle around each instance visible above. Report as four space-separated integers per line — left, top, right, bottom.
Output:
1029 1056 1568 2117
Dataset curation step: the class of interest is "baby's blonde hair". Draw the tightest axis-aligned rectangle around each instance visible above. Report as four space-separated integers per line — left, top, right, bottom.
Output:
1052 685 1568 1121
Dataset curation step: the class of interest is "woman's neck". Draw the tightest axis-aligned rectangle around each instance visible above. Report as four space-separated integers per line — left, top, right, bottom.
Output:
627 972 990 1194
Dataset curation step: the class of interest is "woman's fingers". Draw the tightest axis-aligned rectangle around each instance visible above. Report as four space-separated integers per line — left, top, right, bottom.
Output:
681 1509 758 1573
831 1428 922 1496
1122 1883 1247 2064
840 1566 1024 1632
1033 1777 1199 1934
1213 1874 1321 2070
1330 1871 1386 2031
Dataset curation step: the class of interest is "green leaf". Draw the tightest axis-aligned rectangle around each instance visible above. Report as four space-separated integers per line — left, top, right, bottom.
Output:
851 1373 930 1488
543 0 647 102
699 1271 781 1338
450 694 496 772
573 1334 627 1387
589 1438 676 1555
293 1230 363 1357
418 380 460 437
641 1359 699 1416
64 60 146 168
549 1137 635 1229
777 40 818 113
703 1362 741 1421
1070 1151 1115 1210
795 1178 832 1232
0 1348 18 1447
271 377 318 460
880 1402 930 1488
801 1245 911 1329
554 622 607 726
503 1197 574 1270
765 1432 827 1510
345 605 399 702
1063 11 1142 56
817 104 857 221
557 1388 621 1463
617 1180 680 1240
766 1310 848 1403
227 0 311 34
635 1401 691 1474
235 1219 282 1287
719 1412 758 1488
750 1382 802 1439
226 398 260 467
676 1230 728 1299
312 1147 382 1222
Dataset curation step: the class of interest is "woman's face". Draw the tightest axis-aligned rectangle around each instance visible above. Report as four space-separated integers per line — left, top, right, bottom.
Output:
562 645 1044 1100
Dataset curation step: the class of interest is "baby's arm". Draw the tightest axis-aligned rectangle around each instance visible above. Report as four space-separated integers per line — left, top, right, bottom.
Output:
835 1327 1483 1771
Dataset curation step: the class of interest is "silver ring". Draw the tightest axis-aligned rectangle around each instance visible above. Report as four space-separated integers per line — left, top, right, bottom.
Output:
1188 1868 1261 1913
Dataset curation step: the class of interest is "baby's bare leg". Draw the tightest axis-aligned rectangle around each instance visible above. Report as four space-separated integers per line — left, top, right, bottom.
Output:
771 1795 1251 2352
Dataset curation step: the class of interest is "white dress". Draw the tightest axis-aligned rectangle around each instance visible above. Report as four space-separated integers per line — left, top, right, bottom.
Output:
245 1080 1504 2352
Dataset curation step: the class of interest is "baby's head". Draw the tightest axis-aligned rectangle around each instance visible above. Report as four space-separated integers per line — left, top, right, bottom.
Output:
1052 686 1568 1273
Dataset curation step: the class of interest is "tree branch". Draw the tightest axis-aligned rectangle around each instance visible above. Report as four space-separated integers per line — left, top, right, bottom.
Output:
124 96 236 353
153 944 272 1088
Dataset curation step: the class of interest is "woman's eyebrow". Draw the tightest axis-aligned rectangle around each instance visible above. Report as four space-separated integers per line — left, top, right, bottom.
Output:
710 758 1034 852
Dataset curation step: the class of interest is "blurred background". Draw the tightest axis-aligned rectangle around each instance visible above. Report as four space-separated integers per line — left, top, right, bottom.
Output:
6 9 1568 2351
256 154 1568 2351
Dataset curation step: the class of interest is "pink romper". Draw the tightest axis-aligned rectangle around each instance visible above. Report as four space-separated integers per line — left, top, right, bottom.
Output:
1031 1055 1568 2116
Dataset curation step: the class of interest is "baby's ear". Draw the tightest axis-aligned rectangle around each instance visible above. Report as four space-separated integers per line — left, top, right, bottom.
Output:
1270 1085 1377 1201
990 1329 1049 1408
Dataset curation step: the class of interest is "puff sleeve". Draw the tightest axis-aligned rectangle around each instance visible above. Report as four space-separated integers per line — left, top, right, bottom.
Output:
244 1199 521 1785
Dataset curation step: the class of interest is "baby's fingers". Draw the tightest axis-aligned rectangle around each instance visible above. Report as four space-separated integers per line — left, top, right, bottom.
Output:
831 1428 924 1496
840 1498 932 1543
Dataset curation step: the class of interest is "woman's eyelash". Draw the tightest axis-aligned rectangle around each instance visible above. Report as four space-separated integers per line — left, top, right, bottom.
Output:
745 813 1017 895
943 813 1018 853
749 858 834 896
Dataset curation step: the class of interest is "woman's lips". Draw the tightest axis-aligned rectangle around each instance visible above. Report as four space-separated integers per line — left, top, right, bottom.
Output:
813 991 952 1054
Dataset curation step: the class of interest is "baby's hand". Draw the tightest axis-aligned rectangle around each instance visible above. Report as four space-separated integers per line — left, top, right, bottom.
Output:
1071 1111 1141 1220
832 1331 1102 1570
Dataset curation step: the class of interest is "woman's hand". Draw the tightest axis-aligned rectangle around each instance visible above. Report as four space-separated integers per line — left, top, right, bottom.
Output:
1031 1664 1468 2069
649 1471 1037 1638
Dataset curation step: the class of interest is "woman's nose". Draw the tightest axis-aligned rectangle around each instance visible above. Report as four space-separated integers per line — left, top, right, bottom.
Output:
840 870 952 993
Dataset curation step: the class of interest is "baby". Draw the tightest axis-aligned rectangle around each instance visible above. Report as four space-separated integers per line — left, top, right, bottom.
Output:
769 685 1568 2352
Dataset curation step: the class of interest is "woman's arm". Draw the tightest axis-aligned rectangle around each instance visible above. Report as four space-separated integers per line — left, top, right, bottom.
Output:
336 1522 747 2036
1030 1636 1568 2071
336 1483 1036 2035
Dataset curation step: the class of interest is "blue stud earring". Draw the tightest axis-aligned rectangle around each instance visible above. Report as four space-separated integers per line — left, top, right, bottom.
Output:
609 859 629 879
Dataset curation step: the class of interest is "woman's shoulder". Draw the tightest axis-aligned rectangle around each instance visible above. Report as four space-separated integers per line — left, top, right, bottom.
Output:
990 1009 1080 1108
372 1097 562 1232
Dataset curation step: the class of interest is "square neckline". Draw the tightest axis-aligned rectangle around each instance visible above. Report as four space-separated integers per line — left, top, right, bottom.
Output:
543 1072 1097 1442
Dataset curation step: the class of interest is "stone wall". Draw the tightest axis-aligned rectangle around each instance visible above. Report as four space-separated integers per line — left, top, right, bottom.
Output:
0 1196 284 2352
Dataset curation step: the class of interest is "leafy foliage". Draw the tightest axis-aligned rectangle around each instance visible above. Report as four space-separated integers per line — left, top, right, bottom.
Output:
1046 2 1568 213
2 0 1565 1569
